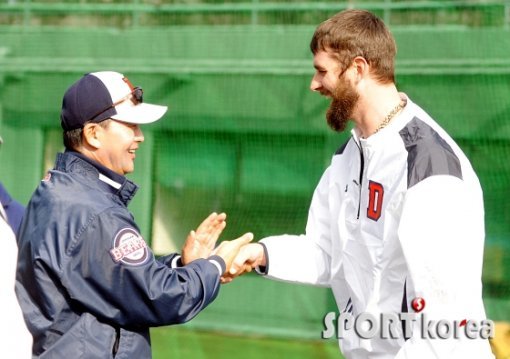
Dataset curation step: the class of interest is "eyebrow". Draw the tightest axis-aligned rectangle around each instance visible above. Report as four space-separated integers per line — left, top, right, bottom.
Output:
313 63 326 71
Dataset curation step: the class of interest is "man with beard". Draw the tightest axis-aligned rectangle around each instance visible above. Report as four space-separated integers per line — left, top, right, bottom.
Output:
224 9 494 359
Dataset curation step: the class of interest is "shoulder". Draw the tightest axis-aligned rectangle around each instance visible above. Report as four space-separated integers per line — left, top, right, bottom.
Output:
26 171 123 237
37 170 110 207
334 136 356 156
398 116 462 188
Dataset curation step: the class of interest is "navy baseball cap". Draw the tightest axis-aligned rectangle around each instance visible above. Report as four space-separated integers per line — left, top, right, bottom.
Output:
60 71 167 131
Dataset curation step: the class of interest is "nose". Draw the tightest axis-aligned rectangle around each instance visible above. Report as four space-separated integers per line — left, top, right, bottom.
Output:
310 73 321 92
134 126 144 142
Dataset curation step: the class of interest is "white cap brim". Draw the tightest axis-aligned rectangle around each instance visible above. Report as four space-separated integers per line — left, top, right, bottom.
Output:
90 71 168 125
111 102 168 125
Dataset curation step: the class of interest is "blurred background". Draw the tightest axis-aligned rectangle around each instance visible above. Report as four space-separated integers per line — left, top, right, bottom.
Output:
1 0 509 358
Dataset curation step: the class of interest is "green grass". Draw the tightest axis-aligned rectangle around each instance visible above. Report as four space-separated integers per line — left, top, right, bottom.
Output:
151 326 343 359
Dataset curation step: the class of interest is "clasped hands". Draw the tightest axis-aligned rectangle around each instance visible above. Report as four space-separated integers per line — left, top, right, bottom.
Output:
181 212 265 283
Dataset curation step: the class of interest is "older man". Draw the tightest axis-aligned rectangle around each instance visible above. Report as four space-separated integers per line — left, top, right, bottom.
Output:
16 71 251 358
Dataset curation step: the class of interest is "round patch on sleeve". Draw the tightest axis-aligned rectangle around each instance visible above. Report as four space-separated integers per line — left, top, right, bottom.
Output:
109 228 150 266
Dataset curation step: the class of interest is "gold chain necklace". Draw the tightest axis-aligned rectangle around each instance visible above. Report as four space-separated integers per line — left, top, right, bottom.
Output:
373 101 406 135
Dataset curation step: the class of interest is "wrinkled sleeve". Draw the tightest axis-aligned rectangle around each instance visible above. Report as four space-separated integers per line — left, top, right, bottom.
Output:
60 208 222 328
158 253 183 268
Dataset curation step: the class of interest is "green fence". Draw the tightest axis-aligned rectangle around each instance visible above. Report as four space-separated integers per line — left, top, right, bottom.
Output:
1 1 509 356
1 0 510 27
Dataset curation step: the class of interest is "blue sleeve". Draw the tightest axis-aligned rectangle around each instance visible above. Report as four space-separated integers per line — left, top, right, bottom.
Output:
0 182 25 235
60 208 222 327
6 199 25 236
158 253 183 268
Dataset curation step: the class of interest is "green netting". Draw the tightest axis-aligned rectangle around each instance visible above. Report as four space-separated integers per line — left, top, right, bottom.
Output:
0 1 509 358
1 0 509 27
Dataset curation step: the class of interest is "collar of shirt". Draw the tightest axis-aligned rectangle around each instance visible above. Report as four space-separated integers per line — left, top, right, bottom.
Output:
56 150 138 206
68 150 126 186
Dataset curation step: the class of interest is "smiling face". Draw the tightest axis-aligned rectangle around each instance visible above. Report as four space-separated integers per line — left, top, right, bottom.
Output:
91 119 144 175
310 50 359 132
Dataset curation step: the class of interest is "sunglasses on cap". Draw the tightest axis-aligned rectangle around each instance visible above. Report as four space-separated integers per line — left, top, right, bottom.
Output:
85 87 143 124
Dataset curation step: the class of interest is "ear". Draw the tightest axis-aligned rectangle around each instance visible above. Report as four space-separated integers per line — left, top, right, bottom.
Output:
352 56 370 81
82 123 103 149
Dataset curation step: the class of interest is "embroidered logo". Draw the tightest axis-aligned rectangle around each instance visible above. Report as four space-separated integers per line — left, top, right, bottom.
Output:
367 180 384 221
109 228 149 265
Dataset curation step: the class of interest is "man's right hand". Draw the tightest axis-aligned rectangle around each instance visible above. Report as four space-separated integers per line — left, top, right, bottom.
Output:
220 243 266 283
212 233 254 276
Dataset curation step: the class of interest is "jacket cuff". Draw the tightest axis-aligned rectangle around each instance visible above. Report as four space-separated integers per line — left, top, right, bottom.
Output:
208 255 226 276
255 242 269 275
170 255 183 268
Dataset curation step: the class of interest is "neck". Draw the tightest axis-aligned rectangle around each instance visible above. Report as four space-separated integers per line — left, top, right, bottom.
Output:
352 84 403 138
69 150 127 183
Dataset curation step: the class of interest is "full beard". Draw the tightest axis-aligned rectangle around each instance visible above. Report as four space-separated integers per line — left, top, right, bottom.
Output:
326 80 359 133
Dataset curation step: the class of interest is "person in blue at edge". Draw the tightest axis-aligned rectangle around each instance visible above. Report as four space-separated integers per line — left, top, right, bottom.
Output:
0 181 25 235
15 71 253 358
0 135 26 235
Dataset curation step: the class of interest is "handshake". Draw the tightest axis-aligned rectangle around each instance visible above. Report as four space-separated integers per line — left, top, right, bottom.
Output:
180 212 266 283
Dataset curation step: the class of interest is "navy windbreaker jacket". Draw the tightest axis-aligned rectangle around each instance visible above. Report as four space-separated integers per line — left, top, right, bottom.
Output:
16 151 224 358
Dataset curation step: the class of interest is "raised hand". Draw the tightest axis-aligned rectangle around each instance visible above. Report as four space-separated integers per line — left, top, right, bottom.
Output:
181 212 227 265
221 243 266 284
212 233 254 276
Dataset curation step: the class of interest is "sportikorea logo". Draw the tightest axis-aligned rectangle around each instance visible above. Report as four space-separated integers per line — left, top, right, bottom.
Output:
109 228 149 266
322 297 495 341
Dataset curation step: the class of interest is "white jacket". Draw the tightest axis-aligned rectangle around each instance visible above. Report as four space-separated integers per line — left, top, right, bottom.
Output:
0 207 32 358
261 95 494 359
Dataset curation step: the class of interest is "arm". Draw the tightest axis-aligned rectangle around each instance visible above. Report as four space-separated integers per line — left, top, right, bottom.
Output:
259 234 331 286
227 167 334 287
60 208 250 328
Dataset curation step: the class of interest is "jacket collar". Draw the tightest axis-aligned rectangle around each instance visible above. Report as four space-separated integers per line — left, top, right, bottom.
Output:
351 93 413 147
55 151 138 206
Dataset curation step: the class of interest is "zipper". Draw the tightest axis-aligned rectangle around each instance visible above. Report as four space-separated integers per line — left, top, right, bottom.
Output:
356 141 365 219
401 279 410 340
